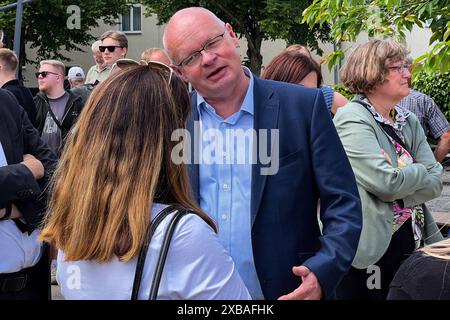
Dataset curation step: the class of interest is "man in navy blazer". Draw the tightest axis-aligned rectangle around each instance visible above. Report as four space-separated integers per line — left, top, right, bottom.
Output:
164 7 362 300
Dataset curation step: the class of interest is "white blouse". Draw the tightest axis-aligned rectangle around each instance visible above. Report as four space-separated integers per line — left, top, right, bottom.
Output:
57 203 251 300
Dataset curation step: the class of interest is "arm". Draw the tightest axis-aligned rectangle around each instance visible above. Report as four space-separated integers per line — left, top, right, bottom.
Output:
434 130 450 163
331 91 349 115
0 162 41 207
0 204 23 220
421 94 450 162
334 107 431 202
285 93 362 299
401 116 443 208
16 108 57 228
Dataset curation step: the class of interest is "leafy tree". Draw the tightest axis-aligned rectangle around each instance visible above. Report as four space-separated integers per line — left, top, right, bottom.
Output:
0 0 128 78
303 0 450 75
141 0 330 75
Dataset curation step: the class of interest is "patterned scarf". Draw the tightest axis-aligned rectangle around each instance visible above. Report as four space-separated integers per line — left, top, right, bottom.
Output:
359 95 424 249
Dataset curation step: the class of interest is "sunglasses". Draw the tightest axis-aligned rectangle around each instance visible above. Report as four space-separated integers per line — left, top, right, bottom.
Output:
99 45 123 53
35 71 60 78
112 59 173 84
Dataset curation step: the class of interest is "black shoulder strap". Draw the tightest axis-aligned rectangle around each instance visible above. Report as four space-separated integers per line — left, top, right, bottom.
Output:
148 208 189 300
131 205 190 300
44 97 64 130
353 99 409 152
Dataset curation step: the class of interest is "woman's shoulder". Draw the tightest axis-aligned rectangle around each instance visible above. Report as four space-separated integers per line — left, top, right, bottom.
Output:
390 251 450 298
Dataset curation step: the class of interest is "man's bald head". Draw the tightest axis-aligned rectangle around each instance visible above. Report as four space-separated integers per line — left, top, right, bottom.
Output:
163 7 224 61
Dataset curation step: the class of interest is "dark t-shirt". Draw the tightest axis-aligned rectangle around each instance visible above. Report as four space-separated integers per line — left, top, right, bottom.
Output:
40 92 69 157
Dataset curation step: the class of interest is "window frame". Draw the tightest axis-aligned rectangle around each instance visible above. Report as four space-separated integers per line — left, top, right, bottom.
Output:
119 4 142 34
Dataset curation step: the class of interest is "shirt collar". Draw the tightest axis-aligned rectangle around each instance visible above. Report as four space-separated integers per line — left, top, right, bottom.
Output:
358 94 410 131
196 67 254 117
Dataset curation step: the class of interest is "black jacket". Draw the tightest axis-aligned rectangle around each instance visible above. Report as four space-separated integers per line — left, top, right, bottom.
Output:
2 79 37 128
0 89 57 230
388 251 450 300
34 90 83 147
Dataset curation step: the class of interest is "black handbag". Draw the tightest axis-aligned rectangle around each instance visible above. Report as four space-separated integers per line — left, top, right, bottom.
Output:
131 205 190 300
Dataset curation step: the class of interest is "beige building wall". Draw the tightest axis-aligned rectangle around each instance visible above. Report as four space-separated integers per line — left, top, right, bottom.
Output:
21 6 434 90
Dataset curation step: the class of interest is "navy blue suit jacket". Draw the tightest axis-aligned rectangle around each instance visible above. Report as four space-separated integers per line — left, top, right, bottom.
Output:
187 76 362 299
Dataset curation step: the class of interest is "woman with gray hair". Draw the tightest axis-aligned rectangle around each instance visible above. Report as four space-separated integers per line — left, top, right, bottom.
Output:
333 38 443 299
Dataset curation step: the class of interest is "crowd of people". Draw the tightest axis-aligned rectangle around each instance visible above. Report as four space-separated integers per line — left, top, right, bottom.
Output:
0 7 449 301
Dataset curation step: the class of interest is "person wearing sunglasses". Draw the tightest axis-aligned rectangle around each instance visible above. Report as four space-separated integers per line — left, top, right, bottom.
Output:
334 39 443 300
34 60 84 158
40 65 250 300
85 40 109 85
163 7 362 300
99 30 128 77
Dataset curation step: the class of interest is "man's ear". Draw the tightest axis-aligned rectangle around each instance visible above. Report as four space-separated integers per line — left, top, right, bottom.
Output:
171 64 189 83
226 23 240 48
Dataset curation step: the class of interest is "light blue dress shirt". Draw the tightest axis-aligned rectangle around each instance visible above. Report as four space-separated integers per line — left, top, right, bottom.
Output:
197 68 264 299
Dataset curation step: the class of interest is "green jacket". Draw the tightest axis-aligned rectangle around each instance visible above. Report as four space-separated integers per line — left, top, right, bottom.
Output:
333 102 443 269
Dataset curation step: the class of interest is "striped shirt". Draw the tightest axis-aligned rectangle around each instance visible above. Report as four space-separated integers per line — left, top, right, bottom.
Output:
398 89 450 139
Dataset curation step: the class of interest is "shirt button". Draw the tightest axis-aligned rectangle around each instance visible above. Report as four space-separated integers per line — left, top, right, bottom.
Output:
221 214 227 220
222 183 230 190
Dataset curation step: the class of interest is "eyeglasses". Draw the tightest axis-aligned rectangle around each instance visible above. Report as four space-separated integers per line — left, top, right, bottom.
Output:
99 45 123 53
35 71 60 78
387 64 411 74
111 59 173 84
176 25 227 68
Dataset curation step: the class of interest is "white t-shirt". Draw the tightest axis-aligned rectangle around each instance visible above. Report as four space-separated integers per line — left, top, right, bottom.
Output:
0 142 42 273
57 203 251 300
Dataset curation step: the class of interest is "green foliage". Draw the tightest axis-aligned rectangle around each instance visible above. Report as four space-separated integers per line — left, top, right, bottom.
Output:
0 0 128 73
303 0 450 75
413 71 450 121
142 0 331 74
332 84 355 100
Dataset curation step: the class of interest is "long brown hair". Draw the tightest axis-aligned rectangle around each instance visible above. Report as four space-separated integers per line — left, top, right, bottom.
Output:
40 66 215 262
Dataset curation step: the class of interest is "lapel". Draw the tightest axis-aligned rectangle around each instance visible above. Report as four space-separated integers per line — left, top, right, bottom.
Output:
187 92 200 204
250 77 280 226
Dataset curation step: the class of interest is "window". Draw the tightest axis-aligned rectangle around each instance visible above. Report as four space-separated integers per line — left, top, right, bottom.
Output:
120 4 142 33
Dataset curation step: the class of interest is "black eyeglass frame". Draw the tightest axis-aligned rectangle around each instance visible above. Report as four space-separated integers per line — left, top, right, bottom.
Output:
175 24 227 68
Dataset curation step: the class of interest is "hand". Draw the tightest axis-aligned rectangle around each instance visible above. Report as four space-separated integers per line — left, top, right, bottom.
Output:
381 148 392 165
0 204 23 220
22 154 44 179
278 266 322 300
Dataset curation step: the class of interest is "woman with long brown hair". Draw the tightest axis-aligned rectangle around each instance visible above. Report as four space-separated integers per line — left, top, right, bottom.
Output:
40 64 250 299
